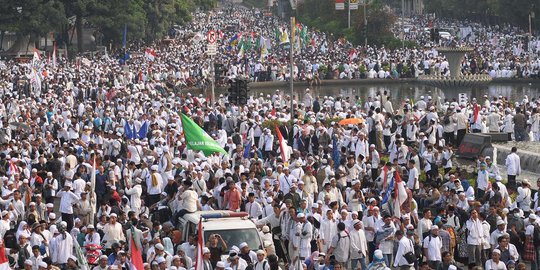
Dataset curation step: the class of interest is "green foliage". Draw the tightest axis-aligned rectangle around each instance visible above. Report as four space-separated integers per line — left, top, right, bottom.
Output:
0 0 216 51
243 0 267 9
297 0 397 47
0 0 67 37
424 0 539 30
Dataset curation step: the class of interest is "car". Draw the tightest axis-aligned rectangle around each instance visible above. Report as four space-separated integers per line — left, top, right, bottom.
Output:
177 210 263 260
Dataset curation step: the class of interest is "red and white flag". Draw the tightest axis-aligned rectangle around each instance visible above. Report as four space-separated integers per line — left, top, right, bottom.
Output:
145 48 157 62
275 126 291 164
129 228 144 270
195 218 204 270
393 170 408 218
52 44 57 68
0 240 10 270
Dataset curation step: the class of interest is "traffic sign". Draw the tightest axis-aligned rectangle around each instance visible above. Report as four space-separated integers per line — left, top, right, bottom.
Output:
207 30 217 44
207 44 217 56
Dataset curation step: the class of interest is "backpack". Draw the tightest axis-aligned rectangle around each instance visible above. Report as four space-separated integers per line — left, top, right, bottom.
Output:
255 261 268 270
533 224 540 246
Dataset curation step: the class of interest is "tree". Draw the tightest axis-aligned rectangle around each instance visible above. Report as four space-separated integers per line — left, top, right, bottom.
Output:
0 0 66 49
86 0 147 45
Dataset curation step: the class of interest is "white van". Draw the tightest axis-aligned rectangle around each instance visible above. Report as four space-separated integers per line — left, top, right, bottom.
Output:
177 210 263 257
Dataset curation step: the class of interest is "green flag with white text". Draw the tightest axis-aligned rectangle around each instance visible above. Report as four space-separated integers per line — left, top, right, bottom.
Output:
181 113 227 156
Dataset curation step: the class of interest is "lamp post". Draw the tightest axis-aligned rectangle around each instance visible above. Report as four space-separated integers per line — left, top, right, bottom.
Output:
530 10 535 38
401 0 405 48
363 0 368 47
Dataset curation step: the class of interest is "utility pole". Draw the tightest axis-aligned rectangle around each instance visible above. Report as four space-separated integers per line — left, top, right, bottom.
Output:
401 0 405 48
348 0 351 28
363 1 367 46
290 16 295 121
210 56 215 103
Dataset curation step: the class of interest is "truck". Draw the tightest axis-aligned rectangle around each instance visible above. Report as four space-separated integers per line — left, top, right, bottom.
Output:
177 211 263 259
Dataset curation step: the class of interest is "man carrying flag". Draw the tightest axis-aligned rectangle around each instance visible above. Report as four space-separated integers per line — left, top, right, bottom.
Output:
128 223 144 270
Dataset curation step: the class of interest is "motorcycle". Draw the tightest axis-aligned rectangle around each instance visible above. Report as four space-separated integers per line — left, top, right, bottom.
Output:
84 244 103 265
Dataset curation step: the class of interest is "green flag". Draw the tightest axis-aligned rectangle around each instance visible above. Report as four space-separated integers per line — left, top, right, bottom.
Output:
181 113 227 156
246 36 252 50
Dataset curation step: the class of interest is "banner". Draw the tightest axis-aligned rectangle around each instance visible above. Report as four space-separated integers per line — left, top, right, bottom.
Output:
181 113 227 156
349 0 359 10
336 0 345 10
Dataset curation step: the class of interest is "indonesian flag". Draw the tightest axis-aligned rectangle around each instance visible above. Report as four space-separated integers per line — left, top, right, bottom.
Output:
52 44 57 68
129 228 144 270
473 103 480 123
275 126 291 164
32 48 42 71
195 218 203 270
393 171 408 218
0 240 10 270
349 48 358 61
145 48 157 62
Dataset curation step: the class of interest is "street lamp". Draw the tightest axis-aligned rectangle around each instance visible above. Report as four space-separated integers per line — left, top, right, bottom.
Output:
530 9 535 38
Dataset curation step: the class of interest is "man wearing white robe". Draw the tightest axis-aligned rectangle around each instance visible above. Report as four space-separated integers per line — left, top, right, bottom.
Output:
50 222 74 265
125 178 143 216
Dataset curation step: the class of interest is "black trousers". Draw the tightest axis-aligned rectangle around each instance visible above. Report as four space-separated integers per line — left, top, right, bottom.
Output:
444 132 454 146
507 175 517 190
62 213 74 232
456 129 466 146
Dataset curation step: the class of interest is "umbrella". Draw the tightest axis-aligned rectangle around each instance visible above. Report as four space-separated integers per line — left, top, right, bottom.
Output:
338 118 364 125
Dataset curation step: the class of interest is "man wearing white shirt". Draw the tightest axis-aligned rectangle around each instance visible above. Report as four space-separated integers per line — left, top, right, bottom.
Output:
279 168 296 195
407 160 419 192
56 182 80 232
394 229 415 269
245 193 263 220
505 147 521 189
125 178 143 216
84 225 101 246
423 226 443 269
147 165 163 206
349 219 368 270
466 209 485 268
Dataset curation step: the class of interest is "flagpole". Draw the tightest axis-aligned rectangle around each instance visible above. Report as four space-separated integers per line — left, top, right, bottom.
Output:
289 16 295 124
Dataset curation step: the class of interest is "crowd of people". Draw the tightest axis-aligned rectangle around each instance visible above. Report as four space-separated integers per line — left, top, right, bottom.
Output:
0 2 539 270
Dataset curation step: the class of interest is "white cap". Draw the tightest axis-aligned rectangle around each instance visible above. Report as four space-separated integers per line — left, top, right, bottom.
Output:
216 262 226 267
239 242 248 249
110 213 117 218
203 247 210 253
155 243 164 250
46 203 54 208
24 260 33 266
374 249 383 260
156 257 166 264
38 262 48 268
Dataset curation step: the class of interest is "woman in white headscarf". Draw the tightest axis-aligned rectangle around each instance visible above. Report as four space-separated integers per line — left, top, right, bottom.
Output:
16 221 31 240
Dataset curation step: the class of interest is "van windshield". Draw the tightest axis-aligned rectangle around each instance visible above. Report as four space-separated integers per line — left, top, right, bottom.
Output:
204 229 261 254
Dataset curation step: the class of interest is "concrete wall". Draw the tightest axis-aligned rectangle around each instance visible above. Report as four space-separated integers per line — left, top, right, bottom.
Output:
488 144 540 174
